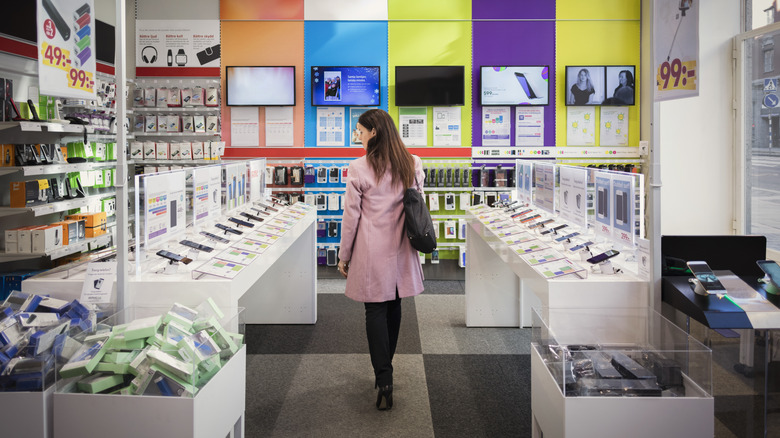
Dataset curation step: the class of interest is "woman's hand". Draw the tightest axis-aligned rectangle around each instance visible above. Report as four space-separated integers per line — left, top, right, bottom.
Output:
338 260 349 278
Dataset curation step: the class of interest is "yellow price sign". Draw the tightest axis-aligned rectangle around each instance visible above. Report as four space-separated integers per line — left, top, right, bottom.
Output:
656 58 697 91
67 67 94 93
40 42 72 72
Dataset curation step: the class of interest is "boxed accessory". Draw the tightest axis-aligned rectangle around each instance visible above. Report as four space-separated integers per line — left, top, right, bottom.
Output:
169 143 181 160
144 88 156 107
205 87 219 106
143 141 156 159
156 87 168 107
181 115 194 132
145 115 157 132
327 193 339 211
191 142 204 159
51 220 79 245
31 224 63 253
191 86 204 105
193 115 206 133
10 179 51 208
179 142 192 159
167 114 180 132
167 88 181 107
66 212 106 238
155 142 169 160
206 115 218 133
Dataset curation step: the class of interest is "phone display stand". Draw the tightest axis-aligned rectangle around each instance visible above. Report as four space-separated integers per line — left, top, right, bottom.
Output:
160 260 180 275
688 278 709 296
577 248 593 262
761 276 780 295
591 260 618 275
186 248 201 261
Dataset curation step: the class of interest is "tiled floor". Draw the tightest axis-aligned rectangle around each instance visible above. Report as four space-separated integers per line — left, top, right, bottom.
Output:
244 279 775 437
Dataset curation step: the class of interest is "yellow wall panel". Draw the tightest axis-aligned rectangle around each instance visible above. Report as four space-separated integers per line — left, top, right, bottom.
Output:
557 0 640 20
388 0 471 20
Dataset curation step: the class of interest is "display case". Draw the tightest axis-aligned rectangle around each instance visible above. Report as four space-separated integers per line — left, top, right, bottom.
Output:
531 307 713 438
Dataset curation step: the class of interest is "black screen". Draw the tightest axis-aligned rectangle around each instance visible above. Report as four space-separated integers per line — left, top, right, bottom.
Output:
395 66 464 106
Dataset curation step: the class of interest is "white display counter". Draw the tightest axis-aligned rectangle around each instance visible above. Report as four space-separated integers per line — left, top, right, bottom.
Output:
465 207 648 327
0 385 55 438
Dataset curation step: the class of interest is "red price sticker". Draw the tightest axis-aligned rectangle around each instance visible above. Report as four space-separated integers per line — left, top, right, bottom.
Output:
656 58 697 91
68 68 94 93
41 42 71 71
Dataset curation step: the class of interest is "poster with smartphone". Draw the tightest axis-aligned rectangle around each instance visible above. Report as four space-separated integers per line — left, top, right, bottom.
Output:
143 171 186 249
594 172 612 240
517 161 533 203
192 165 222 225
224 162 246 212
37 0 96 99
534 163 555 214
248 159 263 202
559 166 588 230
611 174 635 246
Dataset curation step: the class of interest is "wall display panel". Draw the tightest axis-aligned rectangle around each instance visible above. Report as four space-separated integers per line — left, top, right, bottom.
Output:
136 0 219 19
556 20 640 147
226 66 296 106
388 0 471 20
472 21 555 147
311 66 381 106
220 0 303 20
556 0 640 21
472 0 554 20
221 21 304 149
304 21 388 147
388 21 472 146
304 0 388 20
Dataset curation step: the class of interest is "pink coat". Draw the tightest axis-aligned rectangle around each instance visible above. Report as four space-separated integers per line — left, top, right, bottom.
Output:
339 155 425 303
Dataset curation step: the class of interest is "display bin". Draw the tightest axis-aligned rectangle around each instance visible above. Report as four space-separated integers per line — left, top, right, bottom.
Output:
0 345 59 438
52 306 246 438
531 307 714 438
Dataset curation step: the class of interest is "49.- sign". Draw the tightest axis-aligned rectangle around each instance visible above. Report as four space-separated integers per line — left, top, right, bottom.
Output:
40 42 94 93
656 58 697 91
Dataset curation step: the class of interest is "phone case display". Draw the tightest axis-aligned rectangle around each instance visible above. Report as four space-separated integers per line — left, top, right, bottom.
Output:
421 160 471 266
531 307 712 437
305 159 351 251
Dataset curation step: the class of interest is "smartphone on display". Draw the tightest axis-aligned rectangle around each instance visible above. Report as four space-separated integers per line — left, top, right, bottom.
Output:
555 232 580 242
568 241 594 252
326 248 337 266
597 187 608 219
514 73 538 99
586 249 620 264
156 250 192 265
240 212 265 222
251 207 271 216
615 190 627 225
511 209 533 219
228 217 255 228
686 261 726 293
180 240 214 253
215 223 243 235
519 214 541 224
199 231 230 244
528 219 554 229
539 224 567 235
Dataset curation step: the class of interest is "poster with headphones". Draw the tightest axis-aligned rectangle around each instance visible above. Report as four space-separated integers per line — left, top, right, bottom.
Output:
37 0 96 99
136 20 220 76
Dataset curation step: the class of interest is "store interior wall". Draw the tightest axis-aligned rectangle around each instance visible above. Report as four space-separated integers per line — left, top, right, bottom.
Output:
659 0 741 235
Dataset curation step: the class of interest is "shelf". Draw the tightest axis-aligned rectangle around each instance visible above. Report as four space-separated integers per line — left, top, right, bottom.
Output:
0 193 115 218
424 187 472 191
0 233 112 262
131 106 220 113
129 159 222 166
430 214 467 219
472 187 513 191
62 104 115 114
131 131 221 137
0 161 118 177
0 122 114 144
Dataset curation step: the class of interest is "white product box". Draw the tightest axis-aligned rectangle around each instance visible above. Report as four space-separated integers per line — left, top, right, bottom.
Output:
205 87 219 107
193 116 206 133
168 115 180 132
181 116 194 132
145 115 157 132
4 229 17 253
130 142 143 160
157 116 168 132
205 116 218 134
156 143 169 160
211 141 224 159
32 225 63 253
191 86 204 106
143 142 156 160
144 88 156 107
18 227 38 254
167 88 181 107
156 87 168 107
179 142 192 160
169 143 181 160
191 142 204 159
181 88 193 106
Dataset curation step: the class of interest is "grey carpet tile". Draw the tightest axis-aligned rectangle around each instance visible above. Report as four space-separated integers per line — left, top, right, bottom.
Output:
715 394 771 438
247 353 434 438
415 295 532 355
245 354 302 435
422 280 465 295
317 278 347 294
246 294 422 355
424 354 532 438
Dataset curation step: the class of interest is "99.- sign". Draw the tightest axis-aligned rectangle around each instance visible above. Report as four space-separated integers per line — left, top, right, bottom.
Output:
657 58 697 91
68 68 94 93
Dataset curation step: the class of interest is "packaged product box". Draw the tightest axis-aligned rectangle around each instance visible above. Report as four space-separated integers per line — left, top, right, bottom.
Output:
51 220 78 246
167 87 181 107
145 115 157 132
168 115 180 133
191 86 204 106
179 142 192 160
157 115 168 132
205 87 219 107
144 88 156 107
10 179 50 208
129 141 143 160
18 226 45 254
156 142 169 160
191 142 204 159
193 115 206 133
143 141 156 160
181 115 194 132
211 141 225 159
156 87 168 107
181 87 193 106
1 144 15 166
205 115 218 134
5 228 19 253
66 212 106 238
32 224 63 253
94 143 106 162
169 143 181 160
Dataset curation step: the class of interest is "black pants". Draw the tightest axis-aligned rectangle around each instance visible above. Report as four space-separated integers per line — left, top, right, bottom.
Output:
364 290 402 388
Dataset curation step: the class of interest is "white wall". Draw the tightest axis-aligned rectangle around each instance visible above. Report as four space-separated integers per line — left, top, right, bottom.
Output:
660 0 740 235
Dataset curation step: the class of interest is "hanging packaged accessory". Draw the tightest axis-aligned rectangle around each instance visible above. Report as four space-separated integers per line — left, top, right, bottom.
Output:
403 177 436 254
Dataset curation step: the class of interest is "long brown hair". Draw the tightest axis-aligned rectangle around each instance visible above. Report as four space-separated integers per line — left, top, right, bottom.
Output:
358 109 415 188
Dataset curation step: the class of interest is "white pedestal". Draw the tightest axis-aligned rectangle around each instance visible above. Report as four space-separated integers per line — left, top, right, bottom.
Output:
0 385 55 438
53 347 246 438
531 348 713 438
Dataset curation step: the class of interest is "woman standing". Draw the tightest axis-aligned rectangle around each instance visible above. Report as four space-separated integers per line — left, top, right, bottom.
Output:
568 68 595 105
338 108 425 411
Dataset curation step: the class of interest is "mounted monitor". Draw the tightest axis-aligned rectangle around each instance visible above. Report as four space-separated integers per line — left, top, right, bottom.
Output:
310 66 380 106
603 65 636 106
395 66 465 107
480 66 550 106
565 66 605 106
225 66 296 106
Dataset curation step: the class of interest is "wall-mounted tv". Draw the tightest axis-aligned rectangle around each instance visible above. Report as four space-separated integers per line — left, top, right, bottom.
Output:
565 66 605 106
480 66 550 106
225 66 296 106
395 66 465 107
311 66 380 106
603 65 635 106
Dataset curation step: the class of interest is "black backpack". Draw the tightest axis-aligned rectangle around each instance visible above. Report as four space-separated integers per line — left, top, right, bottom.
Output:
403 178 436 253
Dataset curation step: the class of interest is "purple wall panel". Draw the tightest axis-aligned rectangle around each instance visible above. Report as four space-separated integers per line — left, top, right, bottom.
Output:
472 0 555 20
472 21 556 147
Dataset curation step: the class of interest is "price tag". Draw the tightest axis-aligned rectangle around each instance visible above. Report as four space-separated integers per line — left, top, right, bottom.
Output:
68 67 94 93
40 42 71 71
656 58 697 91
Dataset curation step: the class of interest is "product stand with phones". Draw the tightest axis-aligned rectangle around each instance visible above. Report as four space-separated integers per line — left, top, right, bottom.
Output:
465 205 648 328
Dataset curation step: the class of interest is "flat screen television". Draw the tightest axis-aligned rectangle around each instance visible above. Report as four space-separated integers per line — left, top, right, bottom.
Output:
480 66 550 106
395 66 464 106
603 65 636 106
565 66 606 106
310 66 380 106
225 66 296 106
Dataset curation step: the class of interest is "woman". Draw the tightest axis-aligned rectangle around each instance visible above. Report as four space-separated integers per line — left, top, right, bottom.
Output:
338 108 425 411
612 70 635 105
568 68 595 105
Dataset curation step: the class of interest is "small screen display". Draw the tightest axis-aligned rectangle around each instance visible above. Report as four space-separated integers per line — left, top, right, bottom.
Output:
481 66 550 106
226 66 295 106
311 66 380 106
